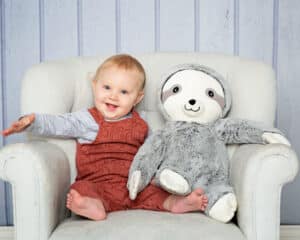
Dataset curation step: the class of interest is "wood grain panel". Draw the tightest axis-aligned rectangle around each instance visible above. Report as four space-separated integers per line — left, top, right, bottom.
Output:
277 0 300 224
0 0 7 225
159 0 195 51
238 0 274 64
43 0 78 60
198 0 234 54
81 0 116 56
120 0 155 53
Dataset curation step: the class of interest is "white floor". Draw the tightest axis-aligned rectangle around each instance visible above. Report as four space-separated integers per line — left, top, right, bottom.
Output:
280 225 300 240
0 227 13 240
0 226 299 240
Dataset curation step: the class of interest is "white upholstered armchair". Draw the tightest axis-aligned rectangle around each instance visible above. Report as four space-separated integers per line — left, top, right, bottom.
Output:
0 53 298 240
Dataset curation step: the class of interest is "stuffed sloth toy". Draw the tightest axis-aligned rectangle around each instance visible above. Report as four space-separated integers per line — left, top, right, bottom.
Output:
127 64 290 223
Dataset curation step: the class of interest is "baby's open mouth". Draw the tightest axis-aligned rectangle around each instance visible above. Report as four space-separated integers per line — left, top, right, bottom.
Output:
106 103 118 111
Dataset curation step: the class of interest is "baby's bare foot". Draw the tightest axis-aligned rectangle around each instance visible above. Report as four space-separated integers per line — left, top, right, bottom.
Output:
164 188 208 213
66 189 106 221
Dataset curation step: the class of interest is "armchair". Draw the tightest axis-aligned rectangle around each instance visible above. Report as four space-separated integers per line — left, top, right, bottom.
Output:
0 53 298 240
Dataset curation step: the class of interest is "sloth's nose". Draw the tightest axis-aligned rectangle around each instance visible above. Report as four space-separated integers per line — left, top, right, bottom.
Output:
189 99 196 105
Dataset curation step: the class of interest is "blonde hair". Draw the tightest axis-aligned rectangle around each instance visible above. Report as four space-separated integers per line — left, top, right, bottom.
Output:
94 54 146 90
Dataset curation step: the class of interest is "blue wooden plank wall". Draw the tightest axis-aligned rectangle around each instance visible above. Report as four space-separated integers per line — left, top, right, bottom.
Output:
277 0 300 224
0 0 299 225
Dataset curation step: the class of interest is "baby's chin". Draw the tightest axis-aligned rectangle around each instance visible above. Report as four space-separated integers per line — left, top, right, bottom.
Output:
102 110 125 121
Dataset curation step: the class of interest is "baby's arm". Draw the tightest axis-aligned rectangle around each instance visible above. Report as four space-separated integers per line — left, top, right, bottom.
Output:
2 110 98 142
127 130 166 200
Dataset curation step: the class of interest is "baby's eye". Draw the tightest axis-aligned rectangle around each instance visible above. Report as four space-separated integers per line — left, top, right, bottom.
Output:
103 85 110 90
121 90 128 94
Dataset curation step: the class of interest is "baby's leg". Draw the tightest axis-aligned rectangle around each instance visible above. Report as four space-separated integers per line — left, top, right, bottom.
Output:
163 188 208 213
66 189 106 221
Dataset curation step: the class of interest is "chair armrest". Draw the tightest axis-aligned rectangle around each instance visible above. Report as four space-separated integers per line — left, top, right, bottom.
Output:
0 141 70 240
230 143 298 240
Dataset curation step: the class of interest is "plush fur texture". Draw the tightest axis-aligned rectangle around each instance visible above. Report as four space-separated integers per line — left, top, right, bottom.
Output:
129 118 272 212
128 64 283 222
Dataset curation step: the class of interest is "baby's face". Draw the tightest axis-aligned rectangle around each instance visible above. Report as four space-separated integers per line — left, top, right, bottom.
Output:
92 66 144 120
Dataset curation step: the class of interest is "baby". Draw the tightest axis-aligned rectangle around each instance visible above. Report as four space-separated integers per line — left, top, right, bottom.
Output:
2 54 208 220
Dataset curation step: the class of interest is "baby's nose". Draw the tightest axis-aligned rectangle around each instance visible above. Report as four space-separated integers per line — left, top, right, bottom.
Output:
110 91 118 99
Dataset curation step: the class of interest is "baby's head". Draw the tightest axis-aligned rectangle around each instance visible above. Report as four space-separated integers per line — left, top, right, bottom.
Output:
92 54 146 120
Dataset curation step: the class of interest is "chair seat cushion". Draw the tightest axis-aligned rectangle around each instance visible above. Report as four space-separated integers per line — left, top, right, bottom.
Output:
50 210 245 240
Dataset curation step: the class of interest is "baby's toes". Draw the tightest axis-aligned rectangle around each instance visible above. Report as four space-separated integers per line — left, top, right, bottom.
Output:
201 202 208 211
194 188 204 195
203 195 208 202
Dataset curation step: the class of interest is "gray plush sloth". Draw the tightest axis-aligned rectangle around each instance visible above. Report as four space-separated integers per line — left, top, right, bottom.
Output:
127 64 290 223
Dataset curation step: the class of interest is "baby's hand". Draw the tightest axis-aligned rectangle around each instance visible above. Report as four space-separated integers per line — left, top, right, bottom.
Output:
262 132 291 146
1 113 35 136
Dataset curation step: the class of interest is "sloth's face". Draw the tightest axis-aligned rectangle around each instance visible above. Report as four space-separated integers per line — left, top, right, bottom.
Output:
161 69 225 123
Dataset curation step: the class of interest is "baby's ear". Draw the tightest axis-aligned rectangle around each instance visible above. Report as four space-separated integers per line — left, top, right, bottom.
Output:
87 72 96 82
135 91 145 106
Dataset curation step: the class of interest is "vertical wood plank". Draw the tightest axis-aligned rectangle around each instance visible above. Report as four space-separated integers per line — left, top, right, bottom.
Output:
3 0 40 143
198 0 234 54
119 0 155 53
3 0 41 225
238 0 274 64
0 0 4 148
159 0 195 51
277 0 300 224
81 0 116 56
0 0 7 226
43 0 78 60
0 0 5 147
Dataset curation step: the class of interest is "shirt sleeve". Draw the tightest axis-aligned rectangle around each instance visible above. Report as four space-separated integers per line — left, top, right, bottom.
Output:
26 110 99 143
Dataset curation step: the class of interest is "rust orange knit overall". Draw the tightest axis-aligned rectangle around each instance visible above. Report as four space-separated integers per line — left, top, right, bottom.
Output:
70 107 169 212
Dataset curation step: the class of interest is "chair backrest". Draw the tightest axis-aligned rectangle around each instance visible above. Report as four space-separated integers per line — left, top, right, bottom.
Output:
21 52 276 181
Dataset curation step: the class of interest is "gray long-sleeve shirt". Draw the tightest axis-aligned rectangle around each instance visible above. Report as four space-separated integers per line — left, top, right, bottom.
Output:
26 109 147 144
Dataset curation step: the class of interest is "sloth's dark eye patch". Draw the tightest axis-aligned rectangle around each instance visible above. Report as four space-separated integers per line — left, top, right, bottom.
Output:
161 84 182 103
205 88 225 109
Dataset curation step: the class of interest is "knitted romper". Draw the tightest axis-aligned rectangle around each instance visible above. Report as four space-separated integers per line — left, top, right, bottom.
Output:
70 107 169 212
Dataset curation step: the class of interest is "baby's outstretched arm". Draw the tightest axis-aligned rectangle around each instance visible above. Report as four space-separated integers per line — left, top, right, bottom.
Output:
2 110 98 143
1 113 35 136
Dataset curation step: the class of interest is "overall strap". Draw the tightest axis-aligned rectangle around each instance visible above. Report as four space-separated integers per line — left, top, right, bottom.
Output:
88 107 104 125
